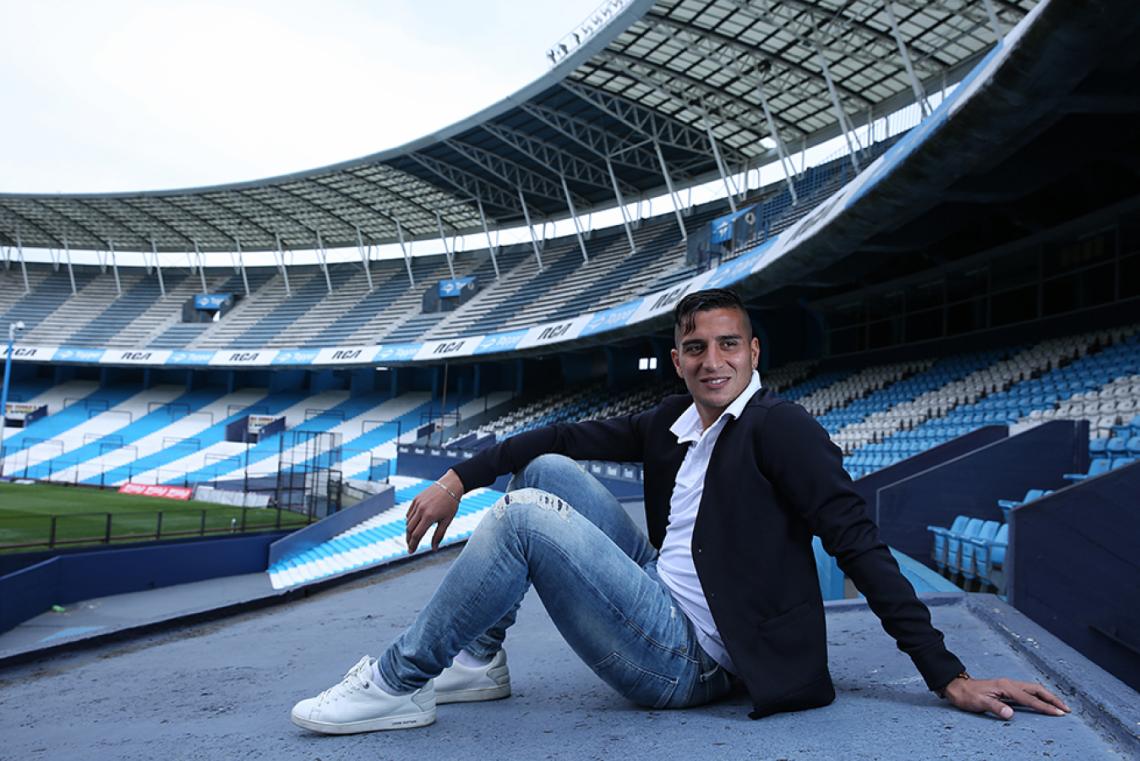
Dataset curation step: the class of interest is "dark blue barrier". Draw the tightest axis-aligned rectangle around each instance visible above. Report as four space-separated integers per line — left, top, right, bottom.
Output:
875 420 1089 563
0 558 63 635
397 445 511 491
259 416 286 439
585 461 644 501
268 486 395 567
225 415 250 443
397 446 643 498
0 531 289 633
396 444 472 478
449 433 478 449
853 426 1007 505
1009 461 1140 691
224 415 285 444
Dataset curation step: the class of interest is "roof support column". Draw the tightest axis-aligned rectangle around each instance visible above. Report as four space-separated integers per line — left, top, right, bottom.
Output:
981 0 1003 40
755 81 800 206
149 239 165 297
395 219 416 287
884 1 930 118
704 120 737 213
476 200 500 279
63 236 77 295
517 190 544 271
354 226 375 291
193 240 208 293
434 212 457 280
653 141 687 242
274 233 292 297
314 231 333 295
14 230 30 294
560 175 589 263
813 40 862 174
233 236 250 296
107 239 122 297
606 158 637 255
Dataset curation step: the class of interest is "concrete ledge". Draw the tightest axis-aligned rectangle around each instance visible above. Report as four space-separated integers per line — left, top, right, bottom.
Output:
965 594 1140 751
1 558 1134 760
0 541 457 669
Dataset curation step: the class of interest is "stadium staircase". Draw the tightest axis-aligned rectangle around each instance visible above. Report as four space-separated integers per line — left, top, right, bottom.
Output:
267 477 506 589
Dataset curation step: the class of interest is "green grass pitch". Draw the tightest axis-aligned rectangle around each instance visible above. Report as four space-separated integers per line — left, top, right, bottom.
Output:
0 482 309 552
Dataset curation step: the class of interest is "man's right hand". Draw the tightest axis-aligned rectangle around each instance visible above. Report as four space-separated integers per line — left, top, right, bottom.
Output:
405 469 465 554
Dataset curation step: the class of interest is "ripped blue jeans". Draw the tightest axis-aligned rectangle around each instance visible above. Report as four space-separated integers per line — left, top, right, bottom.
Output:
378 454 733 709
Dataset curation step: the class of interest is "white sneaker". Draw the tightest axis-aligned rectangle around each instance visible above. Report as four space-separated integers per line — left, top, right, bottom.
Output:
436 649 511 704
291 656 436 734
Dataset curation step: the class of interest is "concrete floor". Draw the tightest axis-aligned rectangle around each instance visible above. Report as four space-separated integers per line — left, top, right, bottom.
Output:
0 546 1135 761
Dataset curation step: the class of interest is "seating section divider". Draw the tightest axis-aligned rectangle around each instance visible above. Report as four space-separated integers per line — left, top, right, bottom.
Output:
1009 461 1140 692
874 420 1089 562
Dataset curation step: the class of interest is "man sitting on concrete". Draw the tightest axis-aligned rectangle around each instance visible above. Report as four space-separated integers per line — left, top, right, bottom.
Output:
291 288 1070 733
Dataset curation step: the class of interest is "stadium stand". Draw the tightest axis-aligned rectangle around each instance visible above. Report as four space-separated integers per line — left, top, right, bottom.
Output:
3 4 1139 749
267 478 506 589
0 382 519 490
0 145 887 353
15 316 1133 496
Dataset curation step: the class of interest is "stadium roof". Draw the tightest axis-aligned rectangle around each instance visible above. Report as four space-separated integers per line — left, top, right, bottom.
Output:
0 0 1038 254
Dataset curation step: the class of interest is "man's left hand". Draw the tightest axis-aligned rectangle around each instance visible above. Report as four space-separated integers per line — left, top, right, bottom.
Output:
943 676 1071 720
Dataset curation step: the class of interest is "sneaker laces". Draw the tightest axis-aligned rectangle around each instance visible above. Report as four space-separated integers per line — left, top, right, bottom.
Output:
316 656 374 705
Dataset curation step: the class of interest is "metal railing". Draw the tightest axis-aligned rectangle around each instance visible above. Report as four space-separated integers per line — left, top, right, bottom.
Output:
0 506 313 553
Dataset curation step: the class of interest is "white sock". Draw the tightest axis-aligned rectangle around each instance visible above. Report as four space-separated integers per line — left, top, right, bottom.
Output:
370 660 408 695
454 649 494 669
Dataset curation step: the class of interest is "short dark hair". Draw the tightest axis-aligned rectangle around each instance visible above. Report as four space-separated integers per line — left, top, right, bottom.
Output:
673 288 752 341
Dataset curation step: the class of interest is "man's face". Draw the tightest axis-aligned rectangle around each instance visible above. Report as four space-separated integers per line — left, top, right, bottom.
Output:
671 307 760 427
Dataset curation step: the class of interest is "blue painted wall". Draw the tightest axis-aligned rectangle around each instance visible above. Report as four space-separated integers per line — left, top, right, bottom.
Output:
875 420 1088 561
0 531 288 633
1009 461 1140 691
853 426 1007 506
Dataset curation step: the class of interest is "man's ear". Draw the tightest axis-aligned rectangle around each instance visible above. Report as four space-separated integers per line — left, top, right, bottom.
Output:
750 336 760 369
671 348 683 378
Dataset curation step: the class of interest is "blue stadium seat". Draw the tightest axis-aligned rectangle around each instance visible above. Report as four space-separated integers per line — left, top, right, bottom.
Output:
1064 458 1113 482
978 523 1011 593
997 488 1051 521
1089 437 1110 457
946 518 984 575
1112 457 1136 470
960 520 1000 581
926 515 969 571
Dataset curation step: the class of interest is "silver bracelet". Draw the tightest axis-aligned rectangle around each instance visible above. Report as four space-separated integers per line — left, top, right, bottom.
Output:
434 480 460 502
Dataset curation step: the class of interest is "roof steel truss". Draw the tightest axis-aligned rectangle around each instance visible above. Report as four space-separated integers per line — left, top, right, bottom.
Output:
0 0 1037 253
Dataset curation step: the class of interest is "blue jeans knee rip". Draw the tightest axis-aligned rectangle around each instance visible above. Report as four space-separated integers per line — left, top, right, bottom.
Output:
492 487 573 520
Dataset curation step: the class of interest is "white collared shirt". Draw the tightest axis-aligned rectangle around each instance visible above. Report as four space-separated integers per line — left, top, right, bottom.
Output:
657 370 762 673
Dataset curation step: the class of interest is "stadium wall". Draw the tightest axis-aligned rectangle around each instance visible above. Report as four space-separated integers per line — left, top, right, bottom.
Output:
1009 461 1140 691
0 531 289 633
875 420 1089 562
852 426 1008 507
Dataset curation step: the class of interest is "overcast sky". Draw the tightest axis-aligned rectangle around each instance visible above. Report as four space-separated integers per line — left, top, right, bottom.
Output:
0 0 600 194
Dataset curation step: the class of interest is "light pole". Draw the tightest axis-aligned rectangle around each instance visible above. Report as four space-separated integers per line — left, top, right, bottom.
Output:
0 320 26 479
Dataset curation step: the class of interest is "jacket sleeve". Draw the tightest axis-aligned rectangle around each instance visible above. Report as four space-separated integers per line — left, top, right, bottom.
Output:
450 410 651 491
757 400 966 693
